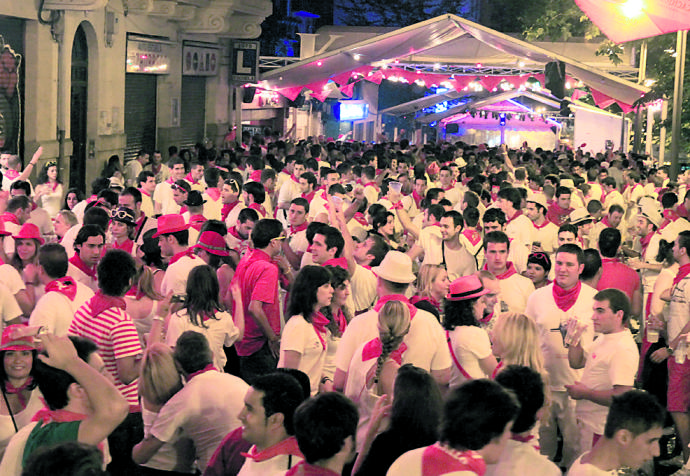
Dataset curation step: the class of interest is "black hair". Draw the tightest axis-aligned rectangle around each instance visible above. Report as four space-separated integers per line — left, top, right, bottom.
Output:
244 181 266 205
251 219 283 249
598 228 621 258
495 365 544 434
288 266 332 322
443 297 481 330
238 207 260 224
252 373 308 436
62 188 84 211
74 224 106 251
120 187 142 205
497 187 521 210
594 288 632 324
483 207 506 226
316 226 345 258
483 230 510 250
38 243 69 278
182 265 224 328
173 331 213 374
557 243 584 265
22 441 106 476
98 250 137 296
604 390 665 439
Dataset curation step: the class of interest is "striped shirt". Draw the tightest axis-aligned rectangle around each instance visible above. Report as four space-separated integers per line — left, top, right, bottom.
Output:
68 297 142 406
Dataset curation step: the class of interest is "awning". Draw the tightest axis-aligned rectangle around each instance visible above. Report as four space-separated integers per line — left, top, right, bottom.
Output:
261 14 648 107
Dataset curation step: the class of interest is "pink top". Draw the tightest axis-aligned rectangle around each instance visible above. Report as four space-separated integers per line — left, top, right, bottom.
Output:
596 257 641 303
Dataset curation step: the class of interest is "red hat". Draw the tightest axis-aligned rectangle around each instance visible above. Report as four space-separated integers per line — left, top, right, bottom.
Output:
13 223 44 245
446 275 490 301
0 219 11 237
0 324 36 351
153 214 189 238
194 231 229 257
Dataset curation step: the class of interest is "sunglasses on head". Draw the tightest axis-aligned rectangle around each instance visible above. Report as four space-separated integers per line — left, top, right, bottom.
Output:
171 183 188 192
111 209 133 221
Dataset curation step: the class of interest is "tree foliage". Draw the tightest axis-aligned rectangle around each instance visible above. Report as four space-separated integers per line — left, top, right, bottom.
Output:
334 0 476 27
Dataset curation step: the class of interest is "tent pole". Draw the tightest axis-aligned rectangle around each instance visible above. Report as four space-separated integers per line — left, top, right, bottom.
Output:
659 99 668 167
670 30 687 180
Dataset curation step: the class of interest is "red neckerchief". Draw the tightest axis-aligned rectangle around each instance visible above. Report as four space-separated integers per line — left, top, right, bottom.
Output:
412 190 424 209
168 248 194 266
640 232 654 258
442 183 455 191
289 222 308 235
125 284 145 300
138 188 151 198
0 212 19 225
483 261 517 280
69 254 97 280
511 434 536 444
532 218 550 230
674 263 690 286
353 212 368 227
49 181 59 192
285 461 341 476
302 190 316 203
112 238 134 254
250 170 262 182
221 200 241 221
32 407 87 424
189 214 207 231
547 203 572 226
5 377 33 407
364 181 379 192
290 174 300 184
374 295 418 319
310 311 330 350
184 172 199 185
332 307 347 335
241 436 303 462
180 205 188 215
421 443 486 476
166 176 175 184
205 187 221 201
187 363 216 381
249 202 267 218
228 226 245 242
601 216 612 228
506 209 523 224
552 281 582 312
150 163 162 176
462 228 482 246
601 257 619 264
4 169 18 180
678 203 689 219
89 291 127 317
661 209 680 230
361 337 408 364
410 295 443 314
45 277 77 301
323 256 348 271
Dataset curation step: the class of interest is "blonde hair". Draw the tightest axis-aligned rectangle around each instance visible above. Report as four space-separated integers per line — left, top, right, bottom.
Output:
139 343 183 405
375 300 411 385
133 259 164 301
416 264 446 299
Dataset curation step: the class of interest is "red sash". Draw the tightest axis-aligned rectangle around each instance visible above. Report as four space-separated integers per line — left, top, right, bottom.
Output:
45 276 77 301
446 330 474 380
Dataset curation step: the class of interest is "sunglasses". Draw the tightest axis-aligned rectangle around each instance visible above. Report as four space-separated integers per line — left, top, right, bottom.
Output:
171 183 189 192
111 209 134 221
272 235 287 242
529 252 548 260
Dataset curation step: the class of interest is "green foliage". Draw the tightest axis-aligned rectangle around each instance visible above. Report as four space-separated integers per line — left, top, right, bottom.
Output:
595 41 624 66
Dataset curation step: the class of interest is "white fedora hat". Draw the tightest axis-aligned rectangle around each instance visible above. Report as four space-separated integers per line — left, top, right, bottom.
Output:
372 251 417 284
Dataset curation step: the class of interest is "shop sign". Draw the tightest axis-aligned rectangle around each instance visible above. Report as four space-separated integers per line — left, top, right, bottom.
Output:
230 40 259 84
183 44 219 76
126 38 171 74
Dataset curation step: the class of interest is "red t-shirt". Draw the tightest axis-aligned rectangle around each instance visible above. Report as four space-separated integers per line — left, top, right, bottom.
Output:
232 249 281 356
596 258 641 303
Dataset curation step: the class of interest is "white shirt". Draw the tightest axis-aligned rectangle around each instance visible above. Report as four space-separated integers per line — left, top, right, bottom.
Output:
496 272 535 314
278 314 328 396
153 182 180 215
67 261 98 292
505 213 533 250
160 254 204 296
29 281 94 335
485 439 561 476
447 325 493 389
350 264 378 313
567 453 617 476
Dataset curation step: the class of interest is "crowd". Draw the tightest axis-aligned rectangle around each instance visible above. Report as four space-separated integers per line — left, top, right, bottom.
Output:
0 132 685 475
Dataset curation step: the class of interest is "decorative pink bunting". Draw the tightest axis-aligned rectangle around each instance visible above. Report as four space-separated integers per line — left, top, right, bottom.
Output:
481 75 503 92
590 88 617 109
275 86 303 101
449 76 474 91
339 82 356 97
366 70 385 85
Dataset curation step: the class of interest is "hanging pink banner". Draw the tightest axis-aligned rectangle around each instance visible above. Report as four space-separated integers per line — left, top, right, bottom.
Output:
275 86 303 101
339 82 356 98
449 76 475 91
365 70 385 85
590 88 617 109
481 75 504 92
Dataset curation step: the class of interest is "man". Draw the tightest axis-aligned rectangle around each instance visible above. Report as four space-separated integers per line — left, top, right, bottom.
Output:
525 244 598 468
388 379 519 475
277 158 305 212
124 149 148 187
156 214 204 296
243 181 268 218
30 243 94 336
483 231 534 313
361 166 379 206
1 146 41 192
525 194 558 255
184 190 207 237
119 186 157 247
67 224 105 292
232 219 284 383
596 228 642 318
202 166 224 221
133 331 249 473
404 203 445 260
334 251 451 391
147 149 170 184
350 233 389 313
557 224 579 248
222 178 245 229
153 157 186 215
602 177 626 215
68 250 143 474
282 197 310 271
136 170 156 218
628 203 664 312
10 180 54 239
185 161 206 192
204 372 307 476
310 225 347 270
566 289 638 454
1 195 31 256
437 166 462 206
291 392 358 476
588 204 626 250
547 186 574 227
227 208 259 261
0 334 129 476
567 391 664 475
298 172 318 206
436 210 477 280
497 187 533 251
482 208 529 273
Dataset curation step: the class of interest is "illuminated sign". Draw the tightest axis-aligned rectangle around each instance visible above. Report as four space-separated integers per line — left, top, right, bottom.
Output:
126 38 172 74
183 44 219 76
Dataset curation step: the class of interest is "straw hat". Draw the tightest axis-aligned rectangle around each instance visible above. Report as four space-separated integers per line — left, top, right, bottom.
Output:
371 251 416 283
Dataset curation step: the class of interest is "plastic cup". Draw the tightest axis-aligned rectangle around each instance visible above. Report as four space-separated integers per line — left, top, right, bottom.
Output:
389 181 402 193
647 328 659 343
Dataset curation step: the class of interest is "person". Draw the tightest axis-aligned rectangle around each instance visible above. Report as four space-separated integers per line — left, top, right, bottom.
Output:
0 334 129 476
486 365 560 476
525 243 597 468
497 187 533 252
279 266 333 395
34 161 63 218
483 230 534 313
29 243 94 336
565 288 638 455
524 251 551 289
231 219 284 384
137 343 195 475
490 312 549 386
222 178 245 230
125 150 149 188
354 365 443 476
165 265 244 371
108 206 137 255
203 372 307 476
119 187 157 249
0 326 44 460
525 194 559 256
344 300 410 455
153 158 187 216
443 274 498 388
227 208 258 261
193 230 235 307
547 186 574 227
322 265 350 385
124 261 166 346
289 392 359 476
132 331 249 473
136 171 156 219
387 379 519 476
54 210 78 243
156 214 204 297
410 264 449 320
10 223 42 277
596 228 642 317
62 188 83 212
21 441 108 476
567 390 664 476
67 224 105 292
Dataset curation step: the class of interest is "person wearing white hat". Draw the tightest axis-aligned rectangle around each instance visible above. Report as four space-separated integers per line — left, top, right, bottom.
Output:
627 203 664 317
333 251 451 393
526 194 559 256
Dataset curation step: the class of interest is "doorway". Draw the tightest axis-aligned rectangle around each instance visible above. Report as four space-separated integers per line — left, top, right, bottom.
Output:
70 25 88 192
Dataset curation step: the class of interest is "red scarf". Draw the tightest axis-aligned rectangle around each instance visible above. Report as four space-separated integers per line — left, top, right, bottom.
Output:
290 174 300 184
421 444 486 476
506 209 523 224
532 219 550 230
5 377 33 407
601 216 612 228
112 238 134 254
221 200 241 221
353 212 369 227
89 291 127 317
189 214 207 231
45 277 77 301
289 222 308 235
249 202 267 218
4 169 18 180
69 254 97 280
546 203 572 226
285 461 341 476
302 190 316 203
228 226 245 242
323 256 348 271
483 261 517 280
138 187 151 198
410 295 443 314
332 308 347 335
0 212 19 225
205 187 221 201
32 407 88 424
361 337 407 364
187 363 216 381
552 281 581 312
674 263 690 286
249 169 262 182
640 232 654 258
412 190 424 209
241 435 302 462
168 248 195 266
184 172 199 185
364 181 379 192
462 228 482 246
310 311 330 350
374 294 418 319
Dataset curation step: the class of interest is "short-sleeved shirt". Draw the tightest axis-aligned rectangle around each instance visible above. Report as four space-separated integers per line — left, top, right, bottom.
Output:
596 258 640 303
22 420 81 467
278 314 328 395
447 325 493 388
0 282 22 331
160 254 204 297
232 249 281 357
29 282 94 336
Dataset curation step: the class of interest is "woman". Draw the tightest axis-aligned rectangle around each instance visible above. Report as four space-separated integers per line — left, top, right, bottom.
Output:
102 154 124 189
62 188 83 211
322 265 350 389
109 207 137 255
165 265 243 371
354 365 443 476
523 252 552 289
279 265 333 396
0 325 44 459
138 343 195 475
371 211 401 250
126 261 165 346
410 264 449 320
193 231 235 307
443 275 498 388
11 223 43 307
491 312 549 383
34 161 63 218
344 300 410 455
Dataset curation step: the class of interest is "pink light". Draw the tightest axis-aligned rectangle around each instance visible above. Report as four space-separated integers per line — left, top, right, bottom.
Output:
476 63 482 67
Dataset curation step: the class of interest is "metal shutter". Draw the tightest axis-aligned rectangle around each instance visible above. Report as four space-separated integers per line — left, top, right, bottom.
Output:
178 76 206 150
124 73 157 160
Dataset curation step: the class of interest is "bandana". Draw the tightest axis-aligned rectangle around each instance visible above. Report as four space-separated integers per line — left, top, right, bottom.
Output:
4 170 18 180
285 461 341 476
310 311 330 350
532 219 551 230
89 291 127 317
483 261 517 280
189 214 207 232
187 363 216 381
228 226 246 242
374 294 418 320
552 281 582 312
421 444 486 476
353 212 369 227
332 308 347 335
112 239 134 254
290 174 300 184
410 295 443 314
221 200 241 221
205 187 221 201
323 256 348 271
32 407 88 424
640 232 654 258
241 436 302 462
302 190 316 203
5 377 33 407
361 337 407 364
674 263 690 286
462 228 482 246
249 169 262 182
249 202 267 218
506 210 523 224
69 254 97 280
168 248 195 266
138 188 151 198
363 181 379 192
45 277 77 301
412 190 424 209
184 172 199 185
546 203 572 226
289 222 308 235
